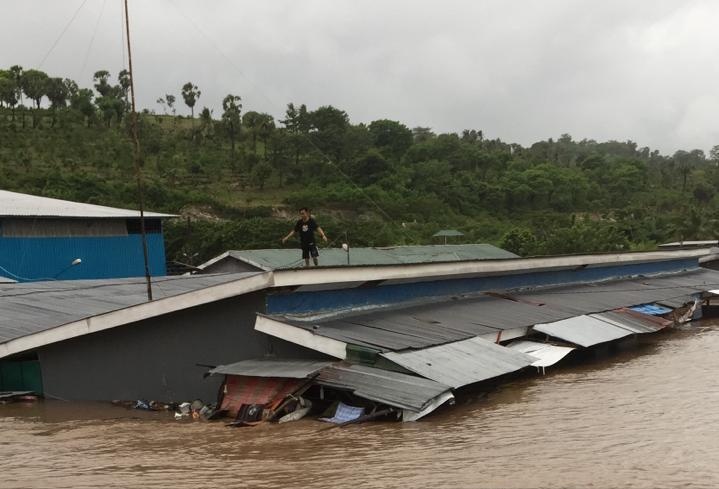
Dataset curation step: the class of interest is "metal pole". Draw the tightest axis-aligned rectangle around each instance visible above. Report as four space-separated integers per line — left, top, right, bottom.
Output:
124 0 153 301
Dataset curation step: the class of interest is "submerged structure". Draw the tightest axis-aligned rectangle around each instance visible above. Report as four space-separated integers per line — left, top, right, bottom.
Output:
0 244 716 420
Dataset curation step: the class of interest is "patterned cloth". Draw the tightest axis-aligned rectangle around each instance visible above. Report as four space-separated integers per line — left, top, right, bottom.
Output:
320 401 365 424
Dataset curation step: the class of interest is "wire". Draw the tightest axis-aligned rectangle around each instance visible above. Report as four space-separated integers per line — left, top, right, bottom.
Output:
38 0 90 68
163 0 396 223
79 0 108 80
120 0 127 70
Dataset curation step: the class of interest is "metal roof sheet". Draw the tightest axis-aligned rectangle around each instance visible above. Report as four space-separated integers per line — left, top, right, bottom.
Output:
380 337 536 388
590 310 670 334
270 269 719 353
0 272 263 346
533 315 633 347
211 244 518 270
0 190 174 218
432 230 464 237
315 363 452 412
209 359 333 378
516 268 719 314
506 341 575 367
277 294 572 352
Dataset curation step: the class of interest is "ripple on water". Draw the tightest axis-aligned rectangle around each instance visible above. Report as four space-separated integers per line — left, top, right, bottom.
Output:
3 321 719 488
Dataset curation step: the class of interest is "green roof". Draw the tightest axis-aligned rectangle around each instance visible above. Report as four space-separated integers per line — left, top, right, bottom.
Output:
216 244 518 270
432 229 465 237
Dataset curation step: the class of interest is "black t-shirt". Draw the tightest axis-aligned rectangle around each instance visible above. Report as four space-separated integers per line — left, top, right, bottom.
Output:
294 217 318 245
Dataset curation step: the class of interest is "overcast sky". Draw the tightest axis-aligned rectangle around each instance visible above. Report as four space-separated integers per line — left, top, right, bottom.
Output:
3 0 718 154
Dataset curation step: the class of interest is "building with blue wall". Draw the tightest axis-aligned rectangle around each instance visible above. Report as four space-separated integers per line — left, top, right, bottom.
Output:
0 190 173 281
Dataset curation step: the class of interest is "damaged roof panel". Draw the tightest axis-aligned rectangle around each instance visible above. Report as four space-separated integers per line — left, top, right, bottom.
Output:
506 341 576 368
315 363 452 412
209 359 333 378
380 337 536 389
533 315 633 347
591 310 671 334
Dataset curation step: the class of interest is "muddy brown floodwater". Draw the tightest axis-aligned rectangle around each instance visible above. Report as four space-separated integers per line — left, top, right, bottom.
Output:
3 320 719 489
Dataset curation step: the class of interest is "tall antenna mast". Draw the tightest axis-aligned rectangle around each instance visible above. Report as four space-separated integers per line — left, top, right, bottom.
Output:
124 0 153 301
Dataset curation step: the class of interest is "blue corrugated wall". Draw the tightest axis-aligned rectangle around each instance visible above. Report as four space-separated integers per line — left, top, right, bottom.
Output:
0 235 167 281
267 257 700 315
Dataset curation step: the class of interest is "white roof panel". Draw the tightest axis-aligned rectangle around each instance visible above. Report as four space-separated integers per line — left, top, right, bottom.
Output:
0 190 174 218
533 315 633 347
380 337 535 388
506 340 575 367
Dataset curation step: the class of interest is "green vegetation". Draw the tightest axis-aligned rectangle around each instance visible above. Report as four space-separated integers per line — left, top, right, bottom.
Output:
2 65 719 265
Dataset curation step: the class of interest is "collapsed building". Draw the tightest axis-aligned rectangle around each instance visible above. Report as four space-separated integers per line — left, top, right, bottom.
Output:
1 244 717 423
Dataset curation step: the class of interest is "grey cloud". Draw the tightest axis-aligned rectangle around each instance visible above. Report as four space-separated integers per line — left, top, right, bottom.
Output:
2 0 718 153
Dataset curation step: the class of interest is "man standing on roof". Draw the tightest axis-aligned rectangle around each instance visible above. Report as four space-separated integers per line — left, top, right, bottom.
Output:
282 207 328 266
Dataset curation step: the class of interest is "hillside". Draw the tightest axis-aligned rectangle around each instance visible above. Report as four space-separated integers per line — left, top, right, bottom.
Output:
1 67 718 265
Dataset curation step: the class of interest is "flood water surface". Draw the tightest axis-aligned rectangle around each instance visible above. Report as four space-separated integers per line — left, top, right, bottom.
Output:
3 321 719 489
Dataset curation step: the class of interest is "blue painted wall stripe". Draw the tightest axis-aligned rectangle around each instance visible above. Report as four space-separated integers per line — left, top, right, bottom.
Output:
0 235 167 281
267 258 699 315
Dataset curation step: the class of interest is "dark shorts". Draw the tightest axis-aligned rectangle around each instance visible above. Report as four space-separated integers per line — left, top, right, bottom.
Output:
301 243 319 259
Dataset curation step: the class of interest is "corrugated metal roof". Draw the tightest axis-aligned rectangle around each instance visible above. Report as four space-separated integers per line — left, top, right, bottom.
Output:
211 244 518 270
209 359 333 378
517 268 719 315
506 341 575 367
276 294 572 352
0 190 174 218
432 230 464 237
315 363 452 412
0 272 262 345
380 337 536 388
590 310 670 334
269 269 719 353
533 315 633 347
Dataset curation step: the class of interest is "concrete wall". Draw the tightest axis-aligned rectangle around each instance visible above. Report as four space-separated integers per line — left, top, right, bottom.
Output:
37 292 324 402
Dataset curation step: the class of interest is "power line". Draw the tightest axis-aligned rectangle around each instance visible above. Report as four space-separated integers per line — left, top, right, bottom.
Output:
79 0 108 79
38 0 90 69
163 0 396 224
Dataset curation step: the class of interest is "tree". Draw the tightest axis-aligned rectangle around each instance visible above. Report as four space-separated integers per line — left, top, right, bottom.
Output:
20 69 49 128
0 75 19 120
282 102 311 167
500 227 538 256
412 126 435 143
9 65 23 104
156 96 167 114
69 88 95 126
21 69 48 108
165 94 176 115
368 119 413 160
257 113 275 158
118 69 131 103
251 161 273 189
46 77 68 108
242 110 262 154
181 82 200 119
198 107 214 138
221 94 242 156
93 70 112 97
309 105 350 163
45 77 69 127
710 145 719 164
